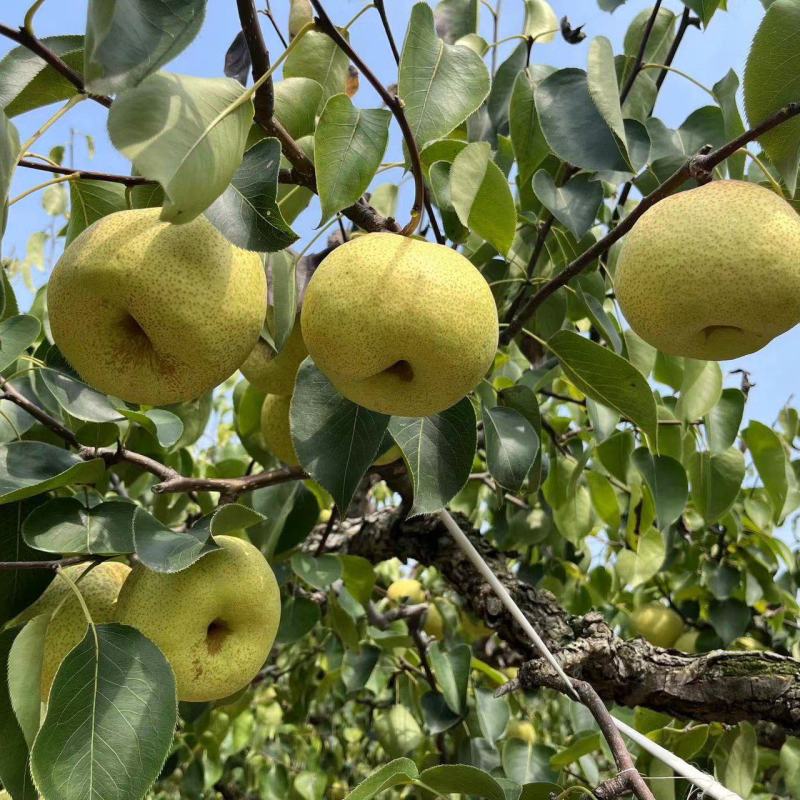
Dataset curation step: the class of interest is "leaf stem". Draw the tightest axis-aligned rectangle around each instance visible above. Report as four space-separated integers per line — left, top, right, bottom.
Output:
9 172 76 206
18 94 85 160
640 63 714 97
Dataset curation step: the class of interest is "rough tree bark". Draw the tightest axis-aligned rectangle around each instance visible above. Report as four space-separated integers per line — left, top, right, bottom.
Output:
321 509 800 739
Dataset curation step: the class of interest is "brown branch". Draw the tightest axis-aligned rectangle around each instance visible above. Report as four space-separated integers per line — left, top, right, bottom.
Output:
502 101 800 344
151 464 307 498
619 0 663 104
0 23 111 108
17 158 152 186
0 378 79 447
325 509 800 737
0 555 87 571
310 0 425 237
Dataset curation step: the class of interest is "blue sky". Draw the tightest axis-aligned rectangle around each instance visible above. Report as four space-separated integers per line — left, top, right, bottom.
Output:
2 0 793 429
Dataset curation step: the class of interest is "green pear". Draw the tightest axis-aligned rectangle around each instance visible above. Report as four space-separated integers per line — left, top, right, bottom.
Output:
615 180 800 360
39 561 131 700
47 208 266 405
241 312 308 396
386 578 425 604
423 603 444 639
673 630 700 653
260 393 300 466
115 536 280 702
630 603 684 648
506 719 537 744
375 704 424 757
301 233 498 416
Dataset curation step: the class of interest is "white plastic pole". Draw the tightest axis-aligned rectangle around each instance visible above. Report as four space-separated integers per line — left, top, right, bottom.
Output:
438 509 743 800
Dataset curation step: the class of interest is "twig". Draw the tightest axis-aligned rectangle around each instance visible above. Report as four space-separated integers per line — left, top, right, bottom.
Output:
151 465 307 498
17 158 153 186
310 0 425 236
262 1 288 48
0 555 87 571
619 0 663 104
0 23 111 108
315 508 339 556
501 101 800 343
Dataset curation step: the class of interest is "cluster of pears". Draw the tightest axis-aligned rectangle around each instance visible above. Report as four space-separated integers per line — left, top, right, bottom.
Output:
28 537 280 703
615 180 800 360
48 213 498 421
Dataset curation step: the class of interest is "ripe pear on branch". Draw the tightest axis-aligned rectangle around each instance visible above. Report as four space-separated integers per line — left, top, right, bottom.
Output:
115 536 280 702
301 232 499 417
47 208 266 405
614 180 800 360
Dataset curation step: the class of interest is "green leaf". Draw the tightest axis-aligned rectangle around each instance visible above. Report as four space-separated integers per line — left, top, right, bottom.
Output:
780 738 800 799
682 0 723 26
547 331 658 446
482 406 539 493
421 690 462 733
291 359 389 513
345 758 418 800
276 596 320 643
523 0 558 39
388 397 476 516
488 43 528 133
719 723 757 797
273 78 324 139
532 171 603 239
429 161 469 242
398 3 490 149
0 315 41 372
108 72 253 223
502 741 558 785
705 388 745 453
475 688 510 744
586 470 620 528
31 623 177 800
291 552 342 590
41 368 121 423
709 598 752 645
314 95 391 221
0 36 84 117
744 0 800 193
0 111 19 232
0 629 36 800
509 70 550 183
535 69 630 172
133 507 220 572
84 0 205 93
689 448 745 524
550 731 603 767
205 137 297 252
618 527 666 587
65 180 127 245
419 764 506 800
712 69 746 180
632 448 688 530
284 29 350 101
450 142 516 254
428 642 470 715
587 36 628 149
676 360 722 421
268 251 298 354
8 615 47 746
22 497 136 554
116 407 184 448
743 420 795 521
0 442 104 505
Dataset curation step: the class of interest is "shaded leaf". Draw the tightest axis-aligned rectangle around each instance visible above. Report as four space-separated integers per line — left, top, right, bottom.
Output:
345 759 418 800
690 448 745 524
133 507 220 573
532 171 603 239
0 315 41 372
483 406 539 493
632 448 688 530
284 29 350 101
419 764 506 800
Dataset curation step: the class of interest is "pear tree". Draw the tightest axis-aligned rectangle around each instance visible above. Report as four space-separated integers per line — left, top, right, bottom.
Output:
2 1 800 800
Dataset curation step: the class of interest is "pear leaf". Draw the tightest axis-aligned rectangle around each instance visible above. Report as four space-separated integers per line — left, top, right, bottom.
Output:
65 180 128 245
133 506 221 573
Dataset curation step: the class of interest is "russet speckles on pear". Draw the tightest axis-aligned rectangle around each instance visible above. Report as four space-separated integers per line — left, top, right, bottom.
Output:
114 535 281 702
47 208 267 406
300 232 499 417
614 180 800 361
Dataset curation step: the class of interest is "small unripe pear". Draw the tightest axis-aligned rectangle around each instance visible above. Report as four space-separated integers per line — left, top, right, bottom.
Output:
375 704 423 757
386 578 425 604
615 180 800 360
506 719 537 744
301 233 498 417
289 0 313 39
630 603 684 648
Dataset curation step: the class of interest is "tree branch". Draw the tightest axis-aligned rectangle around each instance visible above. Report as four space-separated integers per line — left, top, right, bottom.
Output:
151 464 306 498
619 0 663 104
501 101 800 344
310 0 425 236
0 23 111 108
325 509 800 738
17 158 153 186
0 555 87 571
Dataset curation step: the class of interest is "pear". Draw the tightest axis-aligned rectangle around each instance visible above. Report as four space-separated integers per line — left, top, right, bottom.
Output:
423 603 444 639
615 180 800 360
260 393 299 465
506 719 537 744
241 312 308 396
375 704 424 757
115 536 280 702
386 578 425 604
47 208 266 405
38 561 131 700
301 233 498 416
673 630 700 653
630 603 684 648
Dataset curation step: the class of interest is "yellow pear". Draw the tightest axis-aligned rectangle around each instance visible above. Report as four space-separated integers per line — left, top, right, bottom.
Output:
506 719 537 744
301 233 498 416
39 561 131 700
48 208 266 405
630 603 685 648
673 630 700 653
615 180 800 360
423 603 444 639
260 393 299 465
241 312 308 396
386 578 425 604
115 536 280 702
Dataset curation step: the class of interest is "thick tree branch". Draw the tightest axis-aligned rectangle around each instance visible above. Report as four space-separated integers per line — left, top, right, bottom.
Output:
502 101 800 344
0 23 111 108
151 464 306 498
327 509 800 737
310 0 425 236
